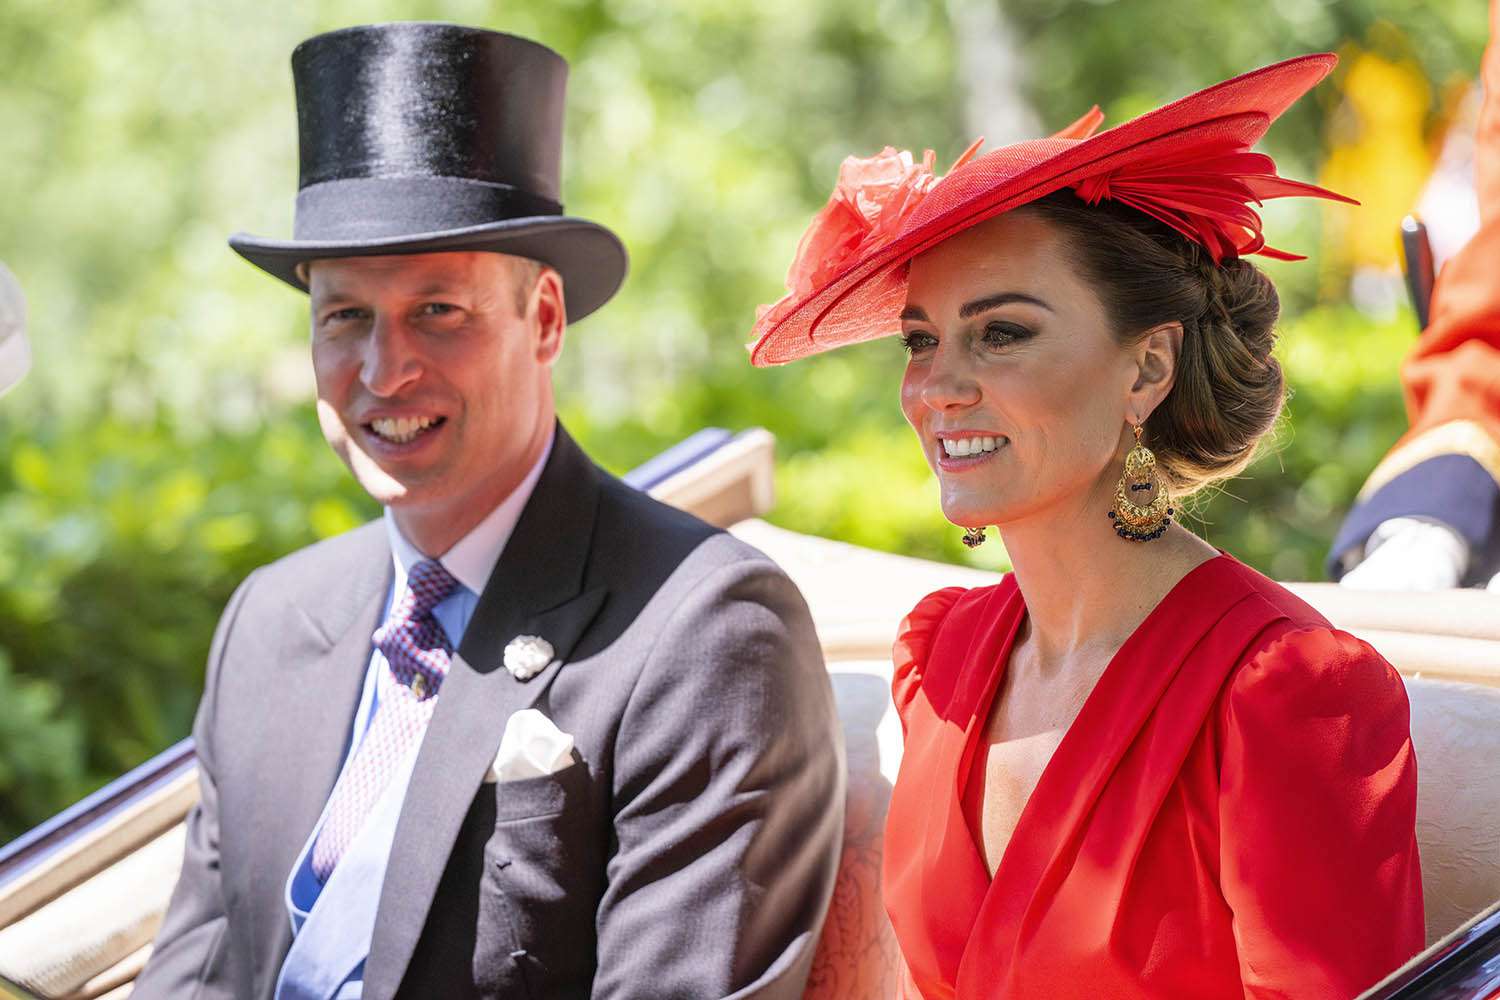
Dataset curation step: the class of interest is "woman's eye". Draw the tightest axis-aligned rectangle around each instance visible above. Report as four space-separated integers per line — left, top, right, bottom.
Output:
900 330 937 354
981 321 1032 345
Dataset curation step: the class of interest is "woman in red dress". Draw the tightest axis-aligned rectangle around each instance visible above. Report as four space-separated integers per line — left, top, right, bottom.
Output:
751 57 1424 999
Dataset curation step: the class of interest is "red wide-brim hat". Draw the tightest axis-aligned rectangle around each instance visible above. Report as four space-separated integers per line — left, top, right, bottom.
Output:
748 54 1354 367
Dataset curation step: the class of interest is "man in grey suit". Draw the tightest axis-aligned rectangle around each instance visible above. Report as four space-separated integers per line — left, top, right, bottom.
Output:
133 22 844 1000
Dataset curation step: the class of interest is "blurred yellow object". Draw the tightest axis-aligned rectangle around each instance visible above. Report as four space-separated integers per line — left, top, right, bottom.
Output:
1320 47 1434 273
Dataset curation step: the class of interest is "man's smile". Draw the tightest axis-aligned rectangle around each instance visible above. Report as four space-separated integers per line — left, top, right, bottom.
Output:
366 414 446 444
354 410 451 456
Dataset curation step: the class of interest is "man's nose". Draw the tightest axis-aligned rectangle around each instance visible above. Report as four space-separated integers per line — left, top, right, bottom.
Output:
360 317 422 397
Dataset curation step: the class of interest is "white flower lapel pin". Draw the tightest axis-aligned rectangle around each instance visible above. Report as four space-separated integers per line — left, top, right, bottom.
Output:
503 634 555 681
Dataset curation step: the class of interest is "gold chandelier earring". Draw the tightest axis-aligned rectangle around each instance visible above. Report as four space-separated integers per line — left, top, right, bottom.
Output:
1108 425 1172 542
961 526 987 548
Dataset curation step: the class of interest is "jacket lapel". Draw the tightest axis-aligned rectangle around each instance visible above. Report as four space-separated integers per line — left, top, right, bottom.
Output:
363 425 607 998
248 523 392 1000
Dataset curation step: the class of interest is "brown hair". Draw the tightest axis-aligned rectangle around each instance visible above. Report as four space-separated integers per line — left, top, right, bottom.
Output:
511 257 546 315
1018 189 1285 496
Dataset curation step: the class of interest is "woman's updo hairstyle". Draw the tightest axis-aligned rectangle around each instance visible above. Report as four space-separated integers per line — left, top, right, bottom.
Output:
1019 188 1285 497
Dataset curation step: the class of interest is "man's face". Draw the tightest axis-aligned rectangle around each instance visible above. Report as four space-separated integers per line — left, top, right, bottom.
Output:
308 252 564 544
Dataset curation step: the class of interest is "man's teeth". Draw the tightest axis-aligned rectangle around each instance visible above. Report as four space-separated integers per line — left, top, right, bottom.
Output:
942 436 1003 458
370 416 439 443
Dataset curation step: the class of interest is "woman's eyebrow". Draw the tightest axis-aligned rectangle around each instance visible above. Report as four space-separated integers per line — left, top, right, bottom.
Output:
900 304 930 322
960 292 1054 317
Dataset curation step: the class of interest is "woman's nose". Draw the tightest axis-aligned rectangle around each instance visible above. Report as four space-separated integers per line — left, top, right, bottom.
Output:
360 317 422 397
920 347 981 411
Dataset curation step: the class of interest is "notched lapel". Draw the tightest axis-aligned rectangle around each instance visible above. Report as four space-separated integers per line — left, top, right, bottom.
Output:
285 522 392 647
523 585 608 665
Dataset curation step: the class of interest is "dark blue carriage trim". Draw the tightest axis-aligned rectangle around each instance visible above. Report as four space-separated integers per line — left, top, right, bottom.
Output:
620 427 735 491
1358 898 1500 999
0 738 197 892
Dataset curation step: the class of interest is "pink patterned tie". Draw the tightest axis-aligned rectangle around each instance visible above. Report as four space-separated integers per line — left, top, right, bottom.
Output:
310 559 459 882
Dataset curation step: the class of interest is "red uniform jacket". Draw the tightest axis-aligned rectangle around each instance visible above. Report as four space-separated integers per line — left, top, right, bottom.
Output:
1332 0 1500 579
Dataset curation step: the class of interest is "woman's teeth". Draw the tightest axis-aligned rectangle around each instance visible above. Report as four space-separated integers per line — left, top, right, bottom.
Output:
942 436 1003 458
370 416 440 444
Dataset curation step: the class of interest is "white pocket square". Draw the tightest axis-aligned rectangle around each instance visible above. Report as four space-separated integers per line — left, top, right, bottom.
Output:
484 708 575 784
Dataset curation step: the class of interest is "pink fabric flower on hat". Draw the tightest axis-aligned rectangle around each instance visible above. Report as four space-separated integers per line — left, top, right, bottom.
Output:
750 109 1106 345
753 139 985 338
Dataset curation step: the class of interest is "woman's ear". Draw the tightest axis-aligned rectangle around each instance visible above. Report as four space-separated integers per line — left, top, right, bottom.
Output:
1127 321 1182 422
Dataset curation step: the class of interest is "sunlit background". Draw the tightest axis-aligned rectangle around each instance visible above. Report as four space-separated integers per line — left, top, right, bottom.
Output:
0 0 1488 838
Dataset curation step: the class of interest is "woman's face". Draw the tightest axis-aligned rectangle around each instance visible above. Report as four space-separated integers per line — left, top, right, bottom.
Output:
900 210 1142 532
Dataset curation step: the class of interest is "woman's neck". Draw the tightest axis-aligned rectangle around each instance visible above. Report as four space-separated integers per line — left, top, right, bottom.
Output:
997 480 1219 665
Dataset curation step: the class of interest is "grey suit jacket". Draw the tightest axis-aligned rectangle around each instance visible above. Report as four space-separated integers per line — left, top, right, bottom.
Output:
133 426 845 1000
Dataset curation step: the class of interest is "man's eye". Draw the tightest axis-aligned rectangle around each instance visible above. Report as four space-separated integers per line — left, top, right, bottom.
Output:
323 307 368 324
419 302 459 317
900 331 936 354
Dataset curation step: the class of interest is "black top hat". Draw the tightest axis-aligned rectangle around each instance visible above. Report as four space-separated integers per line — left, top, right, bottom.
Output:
230 23 627 322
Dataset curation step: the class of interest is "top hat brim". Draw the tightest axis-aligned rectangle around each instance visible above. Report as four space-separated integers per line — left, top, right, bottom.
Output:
229 215 627 324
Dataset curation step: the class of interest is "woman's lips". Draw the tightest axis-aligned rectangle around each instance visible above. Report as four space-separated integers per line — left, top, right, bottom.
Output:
936 433 1007 472
937 446 1005 472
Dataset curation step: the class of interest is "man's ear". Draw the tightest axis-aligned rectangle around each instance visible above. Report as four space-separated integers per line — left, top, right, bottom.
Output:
1127 321 1182 422
532 267 567 366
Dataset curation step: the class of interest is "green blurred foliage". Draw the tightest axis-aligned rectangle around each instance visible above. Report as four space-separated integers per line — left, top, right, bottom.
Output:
0 0 1485 839
0 412 376 835
1187 304 1413 581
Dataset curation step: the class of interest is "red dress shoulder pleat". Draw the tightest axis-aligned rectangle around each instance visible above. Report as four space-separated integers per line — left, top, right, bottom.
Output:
891 586 970 735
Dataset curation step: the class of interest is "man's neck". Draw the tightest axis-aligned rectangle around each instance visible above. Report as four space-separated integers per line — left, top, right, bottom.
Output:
393 427 554 558
398 497 515 559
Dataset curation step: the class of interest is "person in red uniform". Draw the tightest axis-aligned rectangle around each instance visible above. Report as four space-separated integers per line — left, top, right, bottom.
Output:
1334 0 1500 591
750 56 1424 999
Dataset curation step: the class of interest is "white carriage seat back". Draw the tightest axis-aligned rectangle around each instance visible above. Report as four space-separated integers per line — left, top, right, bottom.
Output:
1402 675 1500 944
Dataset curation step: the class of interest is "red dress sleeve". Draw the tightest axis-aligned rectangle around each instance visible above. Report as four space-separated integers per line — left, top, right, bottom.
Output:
1218 626 1425 999
891 587 967 735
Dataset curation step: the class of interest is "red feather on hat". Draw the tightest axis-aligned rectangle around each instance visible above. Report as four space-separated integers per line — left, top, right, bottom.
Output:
1073 138 1356 263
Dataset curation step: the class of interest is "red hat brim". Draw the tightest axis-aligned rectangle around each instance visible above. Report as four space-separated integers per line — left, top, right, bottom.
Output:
749 53 1338 367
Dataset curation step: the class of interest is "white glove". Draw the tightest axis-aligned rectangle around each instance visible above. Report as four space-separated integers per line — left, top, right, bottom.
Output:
1340 517 1469 590
0 262 29 398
